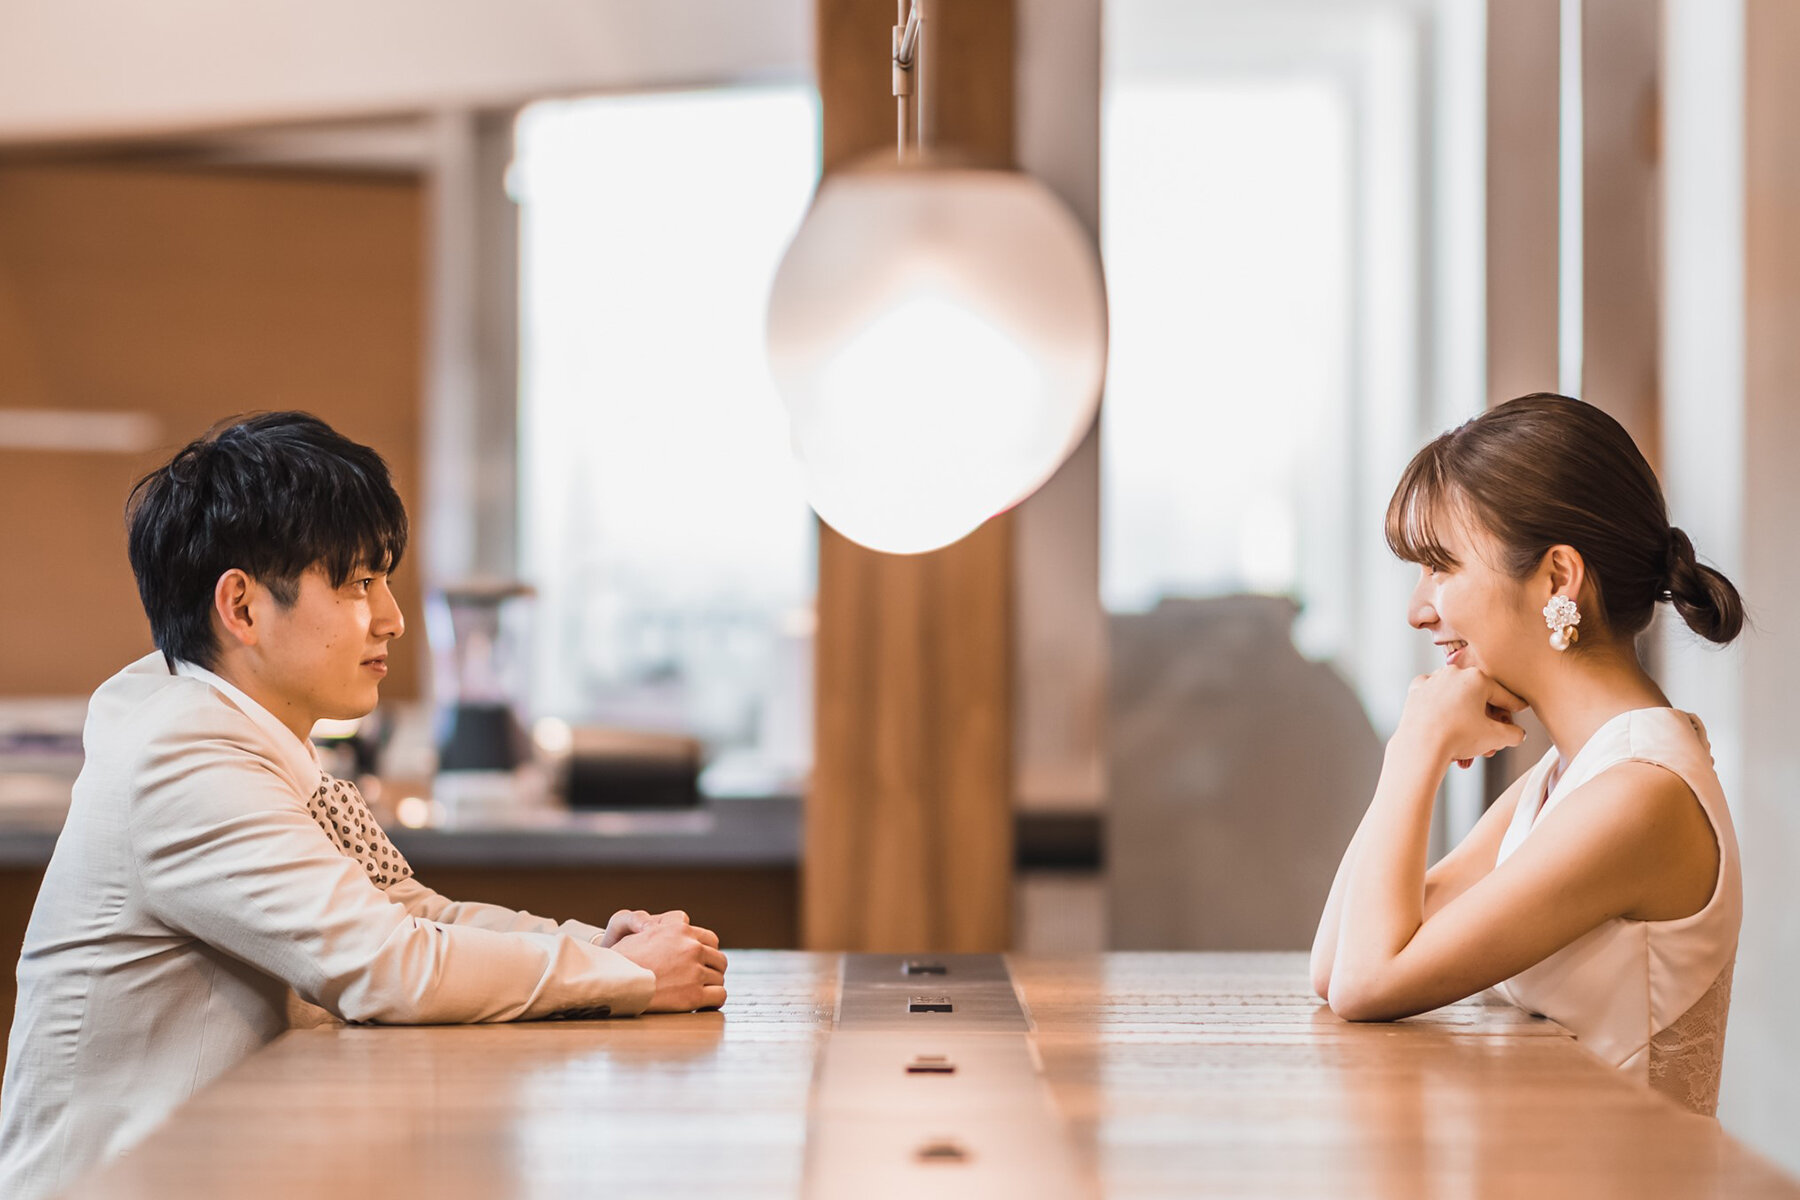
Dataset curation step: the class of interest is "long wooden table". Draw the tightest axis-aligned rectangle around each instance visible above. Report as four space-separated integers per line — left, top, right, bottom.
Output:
63 953 1800 1198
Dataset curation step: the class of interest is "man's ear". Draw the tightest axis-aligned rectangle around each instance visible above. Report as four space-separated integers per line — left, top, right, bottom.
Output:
213 569 260 649
1543 544 1588 607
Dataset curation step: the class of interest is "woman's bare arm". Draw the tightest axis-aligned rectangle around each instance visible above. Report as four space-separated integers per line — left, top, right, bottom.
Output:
1423 770 1531 918
1327 760 1709 1020
1310 749 1531 1001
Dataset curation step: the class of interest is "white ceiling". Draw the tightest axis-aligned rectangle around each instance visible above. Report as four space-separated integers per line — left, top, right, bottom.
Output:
0 0 812 145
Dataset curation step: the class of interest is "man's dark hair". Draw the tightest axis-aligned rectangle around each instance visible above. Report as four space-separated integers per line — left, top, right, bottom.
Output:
126 412 409 670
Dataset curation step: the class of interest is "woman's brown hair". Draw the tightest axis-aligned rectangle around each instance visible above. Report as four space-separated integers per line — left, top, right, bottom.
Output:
1384 393 1744 645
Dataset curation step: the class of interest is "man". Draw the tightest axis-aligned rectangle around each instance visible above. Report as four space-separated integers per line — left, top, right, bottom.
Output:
0 412 728 1198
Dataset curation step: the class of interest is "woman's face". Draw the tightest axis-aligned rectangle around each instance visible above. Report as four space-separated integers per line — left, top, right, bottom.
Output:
1406 509 1546 688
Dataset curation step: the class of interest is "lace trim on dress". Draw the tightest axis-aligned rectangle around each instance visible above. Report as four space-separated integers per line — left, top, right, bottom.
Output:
1647 960 1734 1117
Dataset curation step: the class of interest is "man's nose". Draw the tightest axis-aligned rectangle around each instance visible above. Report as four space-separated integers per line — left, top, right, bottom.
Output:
375 581 405 639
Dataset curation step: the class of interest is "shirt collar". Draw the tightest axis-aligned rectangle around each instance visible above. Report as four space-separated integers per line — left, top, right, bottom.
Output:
173 660 323 796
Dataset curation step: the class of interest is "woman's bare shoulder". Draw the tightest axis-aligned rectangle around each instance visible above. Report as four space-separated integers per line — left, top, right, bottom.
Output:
1568 760 1719 922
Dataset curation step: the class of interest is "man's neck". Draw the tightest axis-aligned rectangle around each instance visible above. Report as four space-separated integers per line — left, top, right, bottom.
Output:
205 658 318 744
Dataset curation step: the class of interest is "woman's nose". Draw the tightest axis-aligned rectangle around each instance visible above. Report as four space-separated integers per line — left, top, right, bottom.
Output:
1408 583 1437 629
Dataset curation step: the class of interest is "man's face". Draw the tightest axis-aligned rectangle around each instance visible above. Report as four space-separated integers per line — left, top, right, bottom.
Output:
249 563 404 726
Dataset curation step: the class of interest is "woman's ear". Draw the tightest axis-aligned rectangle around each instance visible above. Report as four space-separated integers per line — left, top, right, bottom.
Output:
213 569 260 649
1544 544 1588 608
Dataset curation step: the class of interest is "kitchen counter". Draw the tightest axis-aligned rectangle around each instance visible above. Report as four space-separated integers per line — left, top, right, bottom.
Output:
0 792 801 869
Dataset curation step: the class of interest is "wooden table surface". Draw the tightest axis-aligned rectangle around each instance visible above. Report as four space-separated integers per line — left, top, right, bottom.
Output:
64 952 1800 1198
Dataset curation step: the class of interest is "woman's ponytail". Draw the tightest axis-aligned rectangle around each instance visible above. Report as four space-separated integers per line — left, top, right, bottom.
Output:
1665 526 1746 645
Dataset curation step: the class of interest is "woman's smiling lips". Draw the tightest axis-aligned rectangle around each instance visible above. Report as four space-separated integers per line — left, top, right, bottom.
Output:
1436 640 1468 666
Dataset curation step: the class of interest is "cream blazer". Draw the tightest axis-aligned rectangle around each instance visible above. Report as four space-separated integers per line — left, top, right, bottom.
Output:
0 653 656 1200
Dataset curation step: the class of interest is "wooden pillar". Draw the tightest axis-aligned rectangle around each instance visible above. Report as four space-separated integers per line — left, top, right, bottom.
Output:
1486 0 1562 405
805 0 1017 951
1484 0 1665 806
1581 0 1663 460
1483 0 1562 805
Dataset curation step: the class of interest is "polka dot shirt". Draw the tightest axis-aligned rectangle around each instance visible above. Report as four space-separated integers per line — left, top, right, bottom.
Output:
306 775 413 889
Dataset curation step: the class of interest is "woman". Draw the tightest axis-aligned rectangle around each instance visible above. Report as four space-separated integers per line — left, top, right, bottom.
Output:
1311 393 1743 1117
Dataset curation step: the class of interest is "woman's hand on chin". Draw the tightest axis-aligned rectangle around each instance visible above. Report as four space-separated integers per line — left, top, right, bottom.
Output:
1395 665 1528 769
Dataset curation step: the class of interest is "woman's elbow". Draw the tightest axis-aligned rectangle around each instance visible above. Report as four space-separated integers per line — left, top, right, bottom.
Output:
1326 975 1401 1023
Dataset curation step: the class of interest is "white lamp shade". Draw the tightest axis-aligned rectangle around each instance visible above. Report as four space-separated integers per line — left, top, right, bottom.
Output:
766 162 1107 555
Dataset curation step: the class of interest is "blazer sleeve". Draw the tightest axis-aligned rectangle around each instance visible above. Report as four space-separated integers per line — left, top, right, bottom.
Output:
126 721 655 1024
382 877 609 945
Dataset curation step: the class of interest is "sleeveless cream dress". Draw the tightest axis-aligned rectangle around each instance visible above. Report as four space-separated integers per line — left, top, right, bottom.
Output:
1492 708 1741 1116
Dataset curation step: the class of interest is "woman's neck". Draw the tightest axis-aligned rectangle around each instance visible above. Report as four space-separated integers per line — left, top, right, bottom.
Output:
1522 642 1670 768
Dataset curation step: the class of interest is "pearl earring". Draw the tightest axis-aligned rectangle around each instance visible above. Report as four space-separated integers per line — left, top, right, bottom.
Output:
1544 594 1581 651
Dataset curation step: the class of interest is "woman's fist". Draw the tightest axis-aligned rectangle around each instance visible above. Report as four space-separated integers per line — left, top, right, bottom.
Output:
1396 665 1528 768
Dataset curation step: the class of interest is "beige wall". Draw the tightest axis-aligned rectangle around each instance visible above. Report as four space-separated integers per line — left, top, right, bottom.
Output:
1729 0 1800 1170
1662 0 1799 1173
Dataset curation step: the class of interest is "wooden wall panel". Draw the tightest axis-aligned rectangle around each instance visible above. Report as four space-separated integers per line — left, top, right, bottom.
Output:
805 0 1017 951
1581 0 1663 461
0 163 424 698
1012 0 1104 820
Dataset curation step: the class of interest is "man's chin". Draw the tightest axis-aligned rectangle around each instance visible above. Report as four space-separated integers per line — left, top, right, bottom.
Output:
325 691 383 722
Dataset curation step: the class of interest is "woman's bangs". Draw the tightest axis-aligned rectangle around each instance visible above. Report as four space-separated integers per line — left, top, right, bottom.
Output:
1384 458 1461 571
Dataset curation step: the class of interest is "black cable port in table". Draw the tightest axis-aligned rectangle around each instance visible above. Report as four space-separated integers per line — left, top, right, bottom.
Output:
915 1139 971 1164
905 1054 957 1074
907 996 954 1013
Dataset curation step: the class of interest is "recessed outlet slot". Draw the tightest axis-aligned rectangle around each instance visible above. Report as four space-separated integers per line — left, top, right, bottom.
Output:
907 996 954 1013
902 960 949 976
915 1139 971 1164
906 1054 957 1074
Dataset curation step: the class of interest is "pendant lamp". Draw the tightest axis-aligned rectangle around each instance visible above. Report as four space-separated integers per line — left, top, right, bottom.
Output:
764 1 1107 555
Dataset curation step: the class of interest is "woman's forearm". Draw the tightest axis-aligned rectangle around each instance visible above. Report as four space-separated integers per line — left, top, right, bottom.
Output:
1310 821 1366 998
1311 738 1438 998
1328 731 1446 1014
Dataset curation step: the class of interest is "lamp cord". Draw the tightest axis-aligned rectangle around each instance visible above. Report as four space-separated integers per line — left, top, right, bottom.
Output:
893 1 923 159
896 3 922 66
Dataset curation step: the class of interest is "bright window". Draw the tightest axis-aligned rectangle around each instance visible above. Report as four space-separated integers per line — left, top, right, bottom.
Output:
1100 77 1352 621
513 87 820 795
